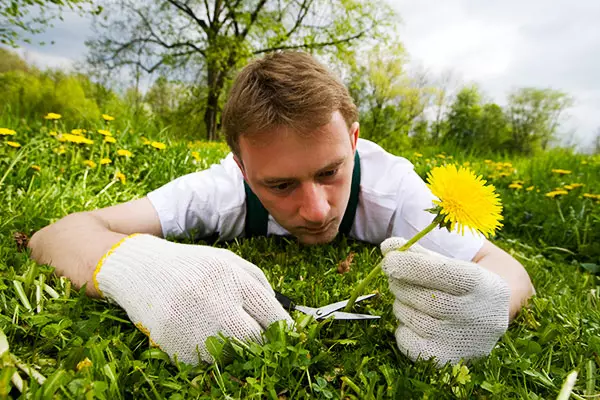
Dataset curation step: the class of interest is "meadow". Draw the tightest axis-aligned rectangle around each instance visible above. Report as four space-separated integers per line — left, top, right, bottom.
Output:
0 114 599 399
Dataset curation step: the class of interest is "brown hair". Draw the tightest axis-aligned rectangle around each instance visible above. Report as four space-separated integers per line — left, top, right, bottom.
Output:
222 51 358 157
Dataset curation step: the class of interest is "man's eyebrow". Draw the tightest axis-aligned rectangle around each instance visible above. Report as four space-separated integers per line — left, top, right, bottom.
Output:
261 157 346 185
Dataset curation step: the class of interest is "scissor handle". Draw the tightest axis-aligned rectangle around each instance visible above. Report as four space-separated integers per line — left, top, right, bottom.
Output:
274 291 295 311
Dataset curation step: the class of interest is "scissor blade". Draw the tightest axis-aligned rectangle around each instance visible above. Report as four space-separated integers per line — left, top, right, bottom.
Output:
315 293 378 317
327 312 381 320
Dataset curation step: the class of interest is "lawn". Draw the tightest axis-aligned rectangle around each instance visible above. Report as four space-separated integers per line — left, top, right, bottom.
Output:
0 116 599 399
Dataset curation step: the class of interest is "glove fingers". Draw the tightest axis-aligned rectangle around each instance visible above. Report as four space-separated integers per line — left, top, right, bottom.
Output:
392 300 441 339
389 280 461 320
380 237 436 257
382 251 478 295
219 250 276 294
394 324 435 363
220 307 265 345
241 280 294 330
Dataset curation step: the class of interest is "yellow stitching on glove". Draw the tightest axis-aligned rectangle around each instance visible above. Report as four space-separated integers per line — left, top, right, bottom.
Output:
93 233 140 297
135 322 161 348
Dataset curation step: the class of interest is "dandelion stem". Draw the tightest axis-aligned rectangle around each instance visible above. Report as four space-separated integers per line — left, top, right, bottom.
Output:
343 220 439 312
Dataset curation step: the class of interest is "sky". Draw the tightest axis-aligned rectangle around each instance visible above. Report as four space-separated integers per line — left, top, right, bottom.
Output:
13 0 600 151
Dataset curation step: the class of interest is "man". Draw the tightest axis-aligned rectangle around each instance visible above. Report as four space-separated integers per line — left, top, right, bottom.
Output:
29 51 534 366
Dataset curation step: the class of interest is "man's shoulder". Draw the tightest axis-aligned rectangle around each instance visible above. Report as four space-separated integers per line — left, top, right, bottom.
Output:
357 139 414 196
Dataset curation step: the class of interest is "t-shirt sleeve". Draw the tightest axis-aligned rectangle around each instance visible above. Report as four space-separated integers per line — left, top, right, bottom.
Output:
390 169 485 261
146 154 245 240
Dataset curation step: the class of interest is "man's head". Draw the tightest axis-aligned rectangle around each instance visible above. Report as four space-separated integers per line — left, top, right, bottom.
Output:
222 51 359 244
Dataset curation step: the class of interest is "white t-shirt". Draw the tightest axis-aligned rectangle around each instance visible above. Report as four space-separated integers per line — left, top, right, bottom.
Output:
147 139 484 261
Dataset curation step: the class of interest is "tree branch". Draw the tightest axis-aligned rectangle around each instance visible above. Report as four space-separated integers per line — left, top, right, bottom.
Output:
253 30 367 54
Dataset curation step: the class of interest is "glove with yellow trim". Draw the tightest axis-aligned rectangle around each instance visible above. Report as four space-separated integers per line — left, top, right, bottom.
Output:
94 234 293 365
381 237 510 365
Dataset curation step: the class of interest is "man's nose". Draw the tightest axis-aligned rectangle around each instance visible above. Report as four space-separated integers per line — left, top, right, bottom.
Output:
298 183 330 225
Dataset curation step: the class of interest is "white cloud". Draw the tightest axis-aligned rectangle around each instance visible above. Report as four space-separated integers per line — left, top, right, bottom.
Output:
386 0 600 150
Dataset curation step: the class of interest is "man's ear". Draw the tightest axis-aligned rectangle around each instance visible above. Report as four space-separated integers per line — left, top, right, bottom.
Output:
233 155 247 180
350 122 360 151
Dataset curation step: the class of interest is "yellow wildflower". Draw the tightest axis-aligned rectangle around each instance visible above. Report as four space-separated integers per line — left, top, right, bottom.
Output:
545 190 568 198
49 131 58 136
498 172 511 178
117 149 133 157
552 169 572 175
102 114 115 121
54 146 66 155
512 180 525 185
141 136 151 145
426 164 503 237
583 193 600 200
58 134 94 145
104 136 117 144
151 141 166 150
502 162 512 167
83 160 97 168
569 183 584 189
71 129 84 135
31 165 41 172
76 357 93 371
436 154 446 159
526 186 535 191
115 172 126 184
191 151 201 161
44 113 62 120
6 141 21 148
484 160 493 164
413 152 423 158
508 183 523 190
100 158 112 165
0 128 16 135
97 129 112 137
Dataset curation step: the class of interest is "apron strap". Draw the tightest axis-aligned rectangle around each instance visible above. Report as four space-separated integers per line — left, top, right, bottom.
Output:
244 151 361 238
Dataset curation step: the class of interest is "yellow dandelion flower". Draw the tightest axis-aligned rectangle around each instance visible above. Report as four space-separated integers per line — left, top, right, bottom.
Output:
436 154 446 159
83 160 97 168
545 190 568 198
76 357 93 371
58 134 94 145
526 186 535 191
102 114 115 121
0 128 16 136
569 183 584 189
100 158 112 165
498 172 511 177
413 152 423 158
484 160 493 164
552 169 572 175
141 136 151 145
55 146 66 155
426 164 503 237
117 149 133 157
502 162 512 167
115 172 126 184
49 131 58 136
44 113 62 120
31 165 41 171
508 183 523 190
583 193 600 200
563 185 573 190
191 151 201 161
71 129 84 135
104 136 117 144
97 129 112 137
512 180 525 185
151 141 166 150
6 141 21 148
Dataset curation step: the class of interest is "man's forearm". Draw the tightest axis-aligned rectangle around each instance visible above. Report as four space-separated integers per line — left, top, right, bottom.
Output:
28 212 127 297
474 241 535 321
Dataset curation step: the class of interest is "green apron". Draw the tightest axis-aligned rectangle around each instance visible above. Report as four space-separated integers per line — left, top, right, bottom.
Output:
244 151 361 238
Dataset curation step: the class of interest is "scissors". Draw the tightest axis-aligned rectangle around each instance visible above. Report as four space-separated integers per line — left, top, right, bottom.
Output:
275 291 381 320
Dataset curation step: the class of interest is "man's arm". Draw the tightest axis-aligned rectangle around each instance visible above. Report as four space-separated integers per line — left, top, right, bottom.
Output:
28 197 163 297
472 240 535 321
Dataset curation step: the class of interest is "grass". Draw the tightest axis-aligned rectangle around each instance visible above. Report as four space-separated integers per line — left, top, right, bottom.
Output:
0 116 599 398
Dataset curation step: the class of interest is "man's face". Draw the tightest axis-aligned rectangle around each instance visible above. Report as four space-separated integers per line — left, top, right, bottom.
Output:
236 111 359 245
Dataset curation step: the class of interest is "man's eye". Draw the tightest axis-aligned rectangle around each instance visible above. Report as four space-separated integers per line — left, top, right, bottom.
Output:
320 169 338 178
270 182 292 192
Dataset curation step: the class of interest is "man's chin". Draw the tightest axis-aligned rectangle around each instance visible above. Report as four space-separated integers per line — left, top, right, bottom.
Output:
296 229 339 245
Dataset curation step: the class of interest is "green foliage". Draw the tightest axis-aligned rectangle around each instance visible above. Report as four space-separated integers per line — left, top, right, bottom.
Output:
0 0 94 47
0 113 599 397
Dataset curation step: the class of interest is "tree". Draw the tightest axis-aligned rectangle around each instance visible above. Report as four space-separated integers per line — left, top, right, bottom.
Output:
507 87 573 154
444 85 482 148
1 0 93 47
87 0 394 140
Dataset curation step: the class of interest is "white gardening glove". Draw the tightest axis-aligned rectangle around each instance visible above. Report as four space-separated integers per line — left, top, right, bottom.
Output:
94 234 293 365
380 237 510 366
